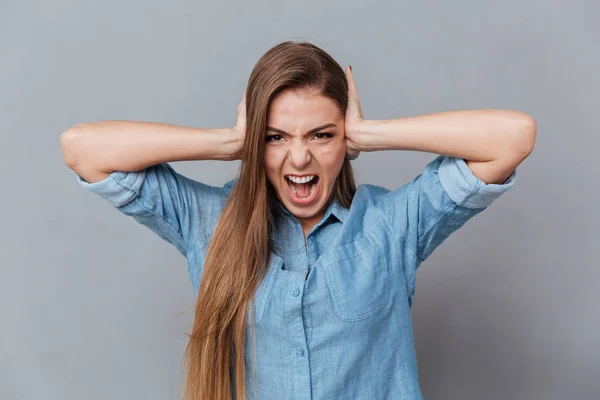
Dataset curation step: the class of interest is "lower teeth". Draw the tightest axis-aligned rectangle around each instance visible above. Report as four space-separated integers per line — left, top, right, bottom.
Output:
288 181 317 198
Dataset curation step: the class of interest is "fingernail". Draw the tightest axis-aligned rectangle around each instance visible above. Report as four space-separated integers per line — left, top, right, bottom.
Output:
349 65 352 71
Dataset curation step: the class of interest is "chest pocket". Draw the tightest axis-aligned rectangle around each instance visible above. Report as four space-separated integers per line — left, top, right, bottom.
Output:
321 234 391 322
246 252 280 326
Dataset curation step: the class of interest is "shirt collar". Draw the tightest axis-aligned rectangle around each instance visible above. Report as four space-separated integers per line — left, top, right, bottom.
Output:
326 197 349 223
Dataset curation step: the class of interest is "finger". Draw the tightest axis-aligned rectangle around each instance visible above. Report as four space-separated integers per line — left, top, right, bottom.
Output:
346 66 357 94
346 67 361 113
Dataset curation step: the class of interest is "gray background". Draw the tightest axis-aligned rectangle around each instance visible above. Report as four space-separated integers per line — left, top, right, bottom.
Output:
1 0 598 399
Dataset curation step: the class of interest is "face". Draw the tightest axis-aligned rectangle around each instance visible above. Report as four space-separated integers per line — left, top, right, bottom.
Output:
265 87 346 232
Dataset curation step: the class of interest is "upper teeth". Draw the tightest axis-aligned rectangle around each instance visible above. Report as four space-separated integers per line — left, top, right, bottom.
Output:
287 175 316 184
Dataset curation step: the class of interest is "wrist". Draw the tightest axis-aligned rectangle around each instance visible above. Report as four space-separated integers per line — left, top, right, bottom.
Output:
223 128 244 161
349 119 379 151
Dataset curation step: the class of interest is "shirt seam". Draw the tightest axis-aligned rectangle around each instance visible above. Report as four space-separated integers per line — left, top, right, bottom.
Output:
122 196 187 255
417 168 484 260
111 169 191 255
415 200 457 261
193 236 211 257
377 206 418 305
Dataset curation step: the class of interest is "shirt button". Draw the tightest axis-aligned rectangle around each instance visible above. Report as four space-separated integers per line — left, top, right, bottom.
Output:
295 348 304 357
292 288 300 297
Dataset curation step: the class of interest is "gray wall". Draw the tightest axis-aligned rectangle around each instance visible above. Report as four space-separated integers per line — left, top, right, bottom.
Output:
1 1 598 399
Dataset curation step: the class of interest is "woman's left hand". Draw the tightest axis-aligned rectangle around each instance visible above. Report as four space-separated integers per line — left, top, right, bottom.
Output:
344 65 365 160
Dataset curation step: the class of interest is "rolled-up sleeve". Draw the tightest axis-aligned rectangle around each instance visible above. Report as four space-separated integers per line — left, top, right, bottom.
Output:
74 169 147 208
74 163 231 257
437 156 516 209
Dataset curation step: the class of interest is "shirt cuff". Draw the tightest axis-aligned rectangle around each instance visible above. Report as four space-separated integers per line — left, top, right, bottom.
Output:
74 169 147 207
437 156 517 209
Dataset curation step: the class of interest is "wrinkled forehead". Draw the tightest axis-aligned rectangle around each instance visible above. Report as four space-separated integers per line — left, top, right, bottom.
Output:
267 89 342 132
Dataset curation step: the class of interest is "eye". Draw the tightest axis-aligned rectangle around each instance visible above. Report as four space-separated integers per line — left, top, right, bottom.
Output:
265 134 283 142
314 132 334 140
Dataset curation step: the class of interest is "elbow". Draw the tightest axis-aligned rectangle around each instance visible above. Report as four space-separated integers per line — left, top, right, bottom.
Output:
60 130 80 168
60 124 90 167
60 122 98 167
522 114 537 150
510 113 537 160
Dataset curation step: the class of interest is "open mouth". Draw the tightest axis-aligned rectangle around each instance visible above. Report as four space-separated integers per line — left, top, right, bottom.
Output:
284 174 320 205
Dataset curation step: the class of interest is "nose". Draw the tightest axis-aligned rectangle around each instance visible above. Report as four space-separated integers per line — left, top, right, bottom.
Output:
287 140 311 169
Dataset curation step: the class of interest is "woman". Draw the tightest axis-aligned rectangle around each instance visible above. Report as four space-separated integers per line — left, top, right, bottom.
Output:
61 41 536 400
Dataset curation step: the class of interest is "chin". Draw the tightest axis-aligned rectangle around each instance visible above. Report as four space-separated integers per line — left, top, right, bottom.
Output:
286 202 324 219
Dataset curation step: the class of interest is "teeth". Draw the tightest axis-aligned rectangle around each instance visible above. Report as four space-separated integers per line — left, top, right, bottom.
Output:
287 181 317 197
287 175 316 184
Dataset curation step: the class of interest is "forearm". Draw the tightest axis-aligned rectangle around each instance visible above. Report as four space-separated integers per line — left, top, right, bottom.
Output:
354 109 536 162
60 120 242 173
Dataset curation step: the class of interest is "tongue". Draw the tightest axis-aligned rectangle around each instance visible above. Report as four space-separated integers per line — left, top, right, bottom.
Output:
294 182 311 198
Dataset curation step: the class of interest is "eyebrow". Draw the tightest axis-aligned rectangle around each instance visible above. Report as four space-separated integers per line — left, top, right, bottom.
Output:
265 123 337 135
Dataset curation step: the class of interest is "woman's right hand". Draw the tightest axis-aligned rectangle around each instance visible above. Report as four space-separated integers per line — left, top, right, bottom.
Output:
230 94 246 159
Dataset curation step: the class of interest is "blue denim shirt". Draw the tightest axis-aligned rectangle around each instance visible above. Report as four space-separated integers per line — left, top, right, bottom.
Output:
74 155 516 400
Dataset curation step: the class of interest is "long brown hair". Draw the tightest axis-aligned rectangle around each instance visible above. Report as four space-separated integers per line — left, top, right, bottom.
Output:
180 41 356 400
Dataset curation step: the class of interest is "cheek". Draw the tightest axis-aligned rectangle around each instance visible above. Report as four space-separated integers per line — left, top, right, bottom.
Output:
316 143 346 172
264 148 284 182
